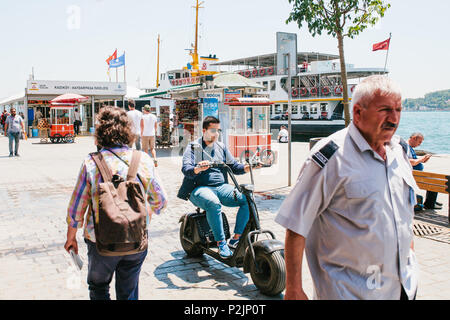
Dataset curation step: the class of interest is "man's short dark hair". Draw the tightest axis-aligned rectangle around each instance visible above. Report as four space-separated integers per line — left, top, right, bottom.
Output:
128 99 135 108
202 116 220 130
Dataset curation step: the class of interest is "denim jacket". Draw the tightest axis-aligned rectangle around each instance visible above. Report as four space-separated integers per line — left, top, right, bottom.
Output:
177 138 246 200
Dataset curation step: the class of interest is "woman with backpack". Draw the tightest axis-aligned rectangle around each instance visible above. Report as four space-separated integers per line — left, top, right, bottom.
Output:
64 106 167 300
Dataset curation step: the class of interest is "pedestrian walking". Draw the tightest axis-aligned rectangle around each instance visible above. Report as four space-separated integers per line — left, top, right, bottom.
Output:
276 75 419 300
73 108 82 135
0 109 9 134
126 99 142 150
64 106 167 300
140 104 158 167
4 107 25 157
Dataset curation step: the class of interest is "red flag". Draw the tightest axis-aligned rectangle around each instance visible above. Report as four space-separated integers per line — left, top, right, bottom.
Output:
372 38 390 51
106 49 117 65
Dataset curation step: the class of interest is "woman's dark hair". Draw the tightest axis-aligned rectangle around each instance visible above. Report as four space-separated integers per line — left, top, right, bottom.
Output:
202 116 220 130
95 106 133 147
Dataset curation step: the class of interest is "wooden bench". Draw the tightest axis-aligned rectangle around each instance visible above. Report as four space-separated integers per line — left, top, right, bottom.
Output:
412 170 450 223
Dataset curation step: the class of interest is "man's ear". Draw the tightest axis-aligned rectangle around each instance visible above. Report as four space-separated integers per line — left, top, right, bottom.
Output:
352 103 362 124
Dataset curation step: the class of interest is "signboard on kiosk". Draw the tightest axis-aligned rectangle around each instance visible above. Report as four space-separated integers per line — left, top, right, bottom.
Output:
27 80 126 96
224 89 241 102
202 98 219 119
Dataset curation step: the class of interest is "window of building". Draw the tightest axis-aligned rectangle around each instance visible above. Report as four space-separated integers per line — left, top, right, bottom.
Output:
270 80 276 91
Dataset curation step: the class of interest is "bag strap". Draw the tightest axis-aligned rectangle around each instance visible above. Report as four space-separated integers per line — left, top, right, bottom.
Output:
90 152 113 182
105 148 144 184
127 150 141 181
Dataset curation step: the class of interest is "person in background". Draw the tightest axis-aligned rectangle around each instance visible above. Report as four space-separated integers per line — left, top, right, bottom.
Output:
126 99 142 150
73 108 82 135
64 106 167 300
0 109 9 134
4 107 25 157
140 105 158 167
278 125 289 143
277 75 419 300
405 132 441 210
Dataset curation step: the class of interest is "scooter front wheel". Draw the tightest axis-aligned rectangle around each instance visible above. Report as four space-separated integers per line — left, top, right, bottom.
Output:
248 249 285 296
179 218 204 257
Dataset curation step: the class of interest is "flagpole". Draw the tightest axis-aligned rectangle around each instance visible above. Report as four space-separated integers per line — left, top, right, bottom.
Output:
115 48 118 83
123 51 126 83
383 33 392 73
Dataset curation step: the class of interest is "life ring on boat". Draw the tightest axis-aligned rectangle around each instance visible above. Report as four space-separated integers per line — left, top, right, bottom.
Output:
259 68 266 76
322 86 330 95
267 67 274 75
334 86 343 95
292 88 299 97
252 69 258 77
244 70 251 78
171 80 176 86
310 87 318 96
300 87 308 97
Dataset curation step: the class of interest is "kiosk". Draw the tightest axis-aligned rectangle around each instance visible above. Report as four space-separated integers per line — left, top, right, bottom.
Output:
225 98 275 165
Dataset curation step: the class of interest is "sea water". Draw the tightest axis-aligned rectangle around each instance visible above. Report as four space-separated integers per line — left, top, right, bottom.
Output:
396 111 450 154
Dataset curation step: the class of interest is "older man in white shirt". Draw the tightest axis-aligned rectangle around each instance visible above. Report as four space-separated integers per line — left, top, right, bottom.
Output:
276 75 419 300
126 99 142 150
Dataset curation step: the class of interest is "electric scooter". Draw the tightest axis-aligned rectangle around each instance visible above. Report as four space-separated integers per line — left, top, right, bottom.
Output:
179 160 286 296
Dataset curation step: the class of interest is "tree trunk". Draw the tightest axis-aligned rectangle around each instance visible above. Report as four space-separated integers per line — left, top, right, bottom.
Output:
337 31 351 127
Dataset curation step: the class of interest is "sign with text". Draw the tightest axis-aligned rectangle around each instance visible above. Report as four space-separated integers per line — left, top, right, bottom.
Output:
27 80 126 96
276 32 297 76
202 98 219 119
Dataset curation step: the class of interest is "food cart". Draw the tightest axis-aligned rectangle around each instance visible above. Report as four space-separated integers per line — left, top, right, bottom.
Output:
47 93 88 144
225 97 275 165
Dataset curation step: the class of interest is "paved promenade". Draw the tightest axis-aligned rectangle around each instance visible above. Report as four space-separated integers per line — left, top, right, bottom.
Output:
0 135 449 300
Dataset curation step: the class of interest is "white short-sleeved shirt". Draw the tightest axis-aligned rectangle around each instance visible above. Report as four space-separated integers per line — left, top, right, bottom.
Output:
278 129 288 142
275 122 419 300
142 113 157 137
127 109 143 135
6 115 24 133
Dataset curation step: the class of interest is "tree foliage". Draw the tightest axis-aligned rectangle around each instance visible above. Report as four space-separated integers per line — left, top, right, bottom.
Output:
403 89 450 110
286 0 391 126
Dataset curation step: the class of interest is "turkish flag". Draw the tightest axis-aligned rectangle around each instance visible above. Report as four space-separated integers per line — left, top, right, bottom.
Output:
372 38 390 51
106 49 117 65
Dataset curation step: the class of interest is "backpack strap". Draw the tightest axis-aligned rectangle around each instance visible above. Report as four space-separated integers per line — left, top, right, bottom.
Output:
127 150 142 181
90 152 113 182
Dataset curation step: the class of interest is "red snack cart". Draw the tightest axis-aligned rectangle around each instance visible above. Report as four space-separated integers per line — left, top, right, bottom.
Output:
48 93 88 144
225 97 275 166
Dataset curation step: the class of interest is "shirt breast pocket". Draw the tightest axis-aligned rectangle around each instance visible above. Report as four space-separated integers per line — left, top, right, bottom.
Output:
344 180 378 199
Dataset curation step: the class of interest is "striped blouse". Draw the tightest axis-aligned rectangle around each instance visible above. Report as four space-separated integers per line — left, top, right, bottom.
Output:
66 146 167 242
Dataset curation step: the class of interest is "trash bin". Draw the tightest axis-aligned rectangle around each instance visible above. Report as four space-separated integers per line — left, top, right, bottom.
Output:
32 129 39 137
309 137 322 150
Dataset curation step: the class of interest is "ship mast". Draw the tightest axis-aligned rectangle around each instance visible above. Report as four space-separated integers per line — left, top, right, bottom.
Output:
156 34 160 87
190 0 204 77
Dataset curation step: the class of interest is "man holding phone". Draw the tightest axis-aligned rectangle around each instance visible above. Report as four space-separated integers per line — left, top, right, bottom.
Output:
407 132 441 210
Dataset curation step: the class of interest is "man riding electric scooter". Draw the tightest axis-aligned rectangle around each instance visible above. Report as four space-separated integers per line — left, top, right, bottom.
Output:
177 116 262 258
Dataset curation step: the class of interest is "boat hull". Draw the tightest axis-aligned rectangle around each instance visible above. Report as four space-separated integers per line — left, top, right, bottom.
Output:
270 120 345 137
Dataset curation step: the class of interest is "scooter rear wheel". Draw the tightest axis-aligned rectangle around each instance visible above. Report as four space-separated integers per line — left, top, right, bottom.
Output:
249 250 285 296
179 218 204 257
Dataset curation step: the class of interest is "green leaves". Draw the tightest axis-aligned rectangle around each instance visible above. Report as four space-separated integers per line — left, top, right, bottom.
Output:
287 0 391 39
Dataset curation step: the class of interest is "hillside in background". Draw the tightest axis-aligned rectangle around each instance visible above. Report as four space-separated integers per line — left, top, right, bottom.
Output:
403 89 450 111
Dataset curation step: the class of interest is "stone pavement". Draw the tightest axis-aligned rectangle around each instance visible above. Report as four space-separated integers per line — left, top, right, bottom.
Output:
0 135 449 300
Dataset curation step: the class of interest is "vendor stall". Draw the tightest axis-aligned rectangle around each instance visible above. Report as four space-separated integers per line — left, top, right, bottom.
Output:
225 98 274 165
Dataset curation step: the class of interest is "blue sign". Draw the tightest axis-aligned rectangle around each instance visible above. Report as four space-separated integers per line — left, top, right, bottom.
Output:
203 98 219 119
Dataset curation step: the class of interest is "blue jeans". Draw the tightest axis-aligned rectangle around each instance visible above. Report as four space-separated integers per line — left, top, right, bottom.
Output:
85 239 147 300
8 132 20 154
189 184 249 242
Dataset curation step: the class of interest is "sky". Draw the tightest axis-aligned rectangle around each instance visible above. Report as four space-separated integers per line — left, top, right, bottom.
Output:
0 0 449 100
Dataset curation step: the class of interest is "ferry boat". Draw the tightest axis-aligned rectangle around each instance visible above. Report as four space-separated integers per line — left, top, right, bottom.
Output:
212 53 388 137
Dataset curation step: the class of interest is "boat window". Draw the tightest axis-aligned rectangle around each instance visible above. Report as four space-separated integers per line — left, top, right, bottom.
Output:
175 73 181 79
301 105 308 113
270 105 273 115
320 103 328 112
263 81 268 91
270 81 276 91
275 104 282 114
292 105 298 114
283 104 288 113
310 104 318 114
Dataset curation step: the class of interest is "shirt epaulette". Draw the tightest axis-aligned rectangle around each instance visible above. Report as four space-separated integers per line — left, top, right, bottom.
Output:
311 140 339 169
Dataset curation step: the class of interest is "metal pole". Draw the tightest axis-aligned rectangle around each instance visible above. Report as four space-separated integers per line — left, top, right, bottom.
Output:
383 33 392 73
286 53 292 187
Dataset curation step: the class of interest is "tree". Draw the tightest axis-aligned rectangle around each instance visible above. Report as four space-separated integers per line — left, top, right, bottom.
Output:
287 0 391 127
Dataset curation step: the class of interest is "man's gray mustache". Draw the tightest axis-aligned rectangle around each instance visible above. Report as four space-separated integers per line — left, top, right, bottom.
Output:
382 122 398 129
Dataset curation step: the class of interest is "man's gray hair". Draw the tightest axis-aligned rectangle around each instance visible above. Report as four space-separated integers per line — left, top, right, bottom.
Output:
351 75 402 109
410 132 424 139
